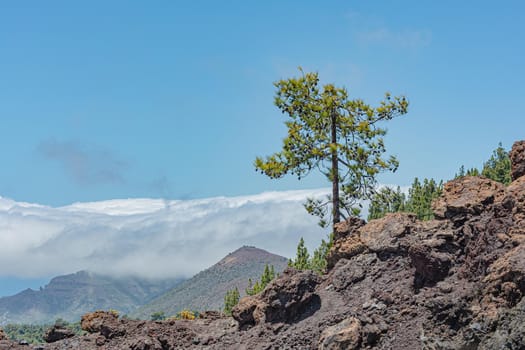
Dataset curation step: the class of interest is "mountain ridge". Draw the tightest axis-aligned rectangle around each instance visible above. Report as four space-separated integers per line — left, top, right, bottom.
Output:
132 245 288 318
0 271 182 325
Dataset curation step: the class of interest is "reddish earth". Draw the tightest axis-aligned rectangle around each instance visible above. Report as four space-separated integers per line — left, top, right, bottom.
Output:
2 141 525 349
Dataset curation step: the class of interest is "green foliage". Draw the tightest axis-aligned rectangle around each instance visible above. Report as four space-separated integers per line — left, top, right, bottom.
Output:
454 165 480 178
3 320 84 345
223 287 240 316
150 311 166 321
481 143 511 185
405 178 443 220
455 143 511 185
310 236 331 273
246 264 276 296
288 237 310 270
367 178 442 221
255 69 408 229
289 235 333 274
367 186 406 221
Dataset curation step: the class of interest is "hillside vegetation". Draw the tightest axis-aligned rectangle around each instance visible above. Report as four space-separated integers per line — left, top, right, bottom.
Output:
132 246 287 319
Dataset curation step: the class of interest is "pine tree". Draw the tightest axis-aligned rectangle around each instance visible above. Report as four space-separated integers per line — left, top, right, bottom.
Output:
223 287 240 316
404 178 442 220
255 69 408 230
481 142 511 185
288 237 310 270
246 264 277 296
367 179 442 221
367 186 406 220
310 237 331 273
455 165 480 179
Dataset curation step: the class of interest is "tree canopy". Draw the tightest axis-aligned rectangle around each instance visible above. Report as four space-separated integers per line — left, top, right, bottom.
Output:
223 287 240 316
455 143 511 185
246 264 276 296
367 178 443 221
288 236 331 274
481 143 511 185
367 186 406 221
255 69 408 229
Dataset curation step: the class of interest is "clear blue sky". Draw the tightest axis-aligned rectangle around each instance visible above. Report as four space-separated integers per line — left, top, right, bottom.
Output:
1 1 524 206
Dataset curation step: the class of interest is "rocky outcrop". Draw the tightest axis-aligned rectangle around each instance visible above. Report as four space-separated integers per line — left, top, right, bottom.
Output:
432 176 505 224
43 325 75 343
1 141 523 349
510 140 525 180
81 311 124 340
233 268 321 328
0 328 6 341
318 317 361 350
327 217 366 269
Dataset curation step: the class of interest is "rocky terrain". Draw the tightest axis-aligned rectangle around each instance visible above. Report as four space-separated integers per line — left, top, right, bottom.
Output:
2 140 525 349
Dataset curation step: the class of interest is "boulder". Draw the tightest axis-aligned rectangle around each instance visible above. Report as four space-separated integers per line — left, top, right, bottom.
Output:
44 325 75 343
0 328 5 341
331 254 377 291
409 242 452 288
327 218 366 269
232 296 258 328
81 310 124 339
359 213 416 253
328 213 417 270
483 244 525 306
332 217 366 241
510 140 525 181
506 176 525 217
232 268 321 327
432 176 505 223
318 317 361 350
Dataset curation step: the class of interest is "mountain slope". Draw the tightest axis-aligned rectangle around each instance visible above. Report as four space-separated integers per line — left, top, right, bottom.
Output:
0 271 182 325
133 246 288 318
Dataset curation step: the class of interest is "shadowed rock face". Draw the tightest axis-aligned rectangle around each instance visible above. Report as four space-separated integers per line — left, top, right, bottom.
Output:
43 325 75 343
2 140 525 350
511 140 525 180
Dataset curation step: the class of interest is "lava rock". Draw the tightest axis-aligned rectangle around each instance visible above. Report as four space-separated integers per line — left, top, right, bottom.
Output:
510 140 525 181
233 268 321 327
44 325 75 343
318 317 361 350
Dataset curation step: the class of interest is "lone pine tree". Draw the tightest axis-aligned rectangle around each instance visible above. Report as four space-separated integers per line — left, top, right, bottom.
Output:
255 69 408 230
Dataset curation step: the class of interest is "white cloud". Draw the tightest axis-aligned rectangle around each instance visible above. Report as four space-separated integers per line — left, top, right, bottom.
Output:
0 189 331 279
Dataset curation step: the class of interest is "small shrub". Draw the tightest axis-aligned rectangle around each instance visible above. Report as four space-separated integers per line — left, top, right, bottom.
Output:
169 309 197 320
150 311 166 321
108 309 120 318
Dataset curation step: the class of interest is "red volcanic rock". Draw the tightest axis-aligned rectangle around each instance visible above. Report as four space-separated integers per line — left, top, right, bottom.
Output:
510 140 525 181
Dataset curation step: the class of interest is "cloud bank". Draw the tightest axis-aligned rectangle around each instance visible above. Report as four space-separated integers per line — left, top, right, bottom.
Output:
0 189 330 279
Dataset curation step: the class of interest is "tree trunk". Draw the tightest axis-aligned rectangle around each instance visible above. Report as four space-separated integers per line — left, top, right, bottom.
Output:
331 111 340 230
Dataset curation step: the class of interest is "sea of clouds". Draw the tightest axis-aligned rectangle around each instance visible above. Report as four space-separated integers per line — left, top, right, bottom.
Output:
0 189 334 279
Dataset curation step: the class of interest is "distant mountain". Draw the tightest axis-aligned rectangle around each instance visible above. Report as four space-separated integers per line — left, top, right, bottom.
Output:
0 271 182 325
133 246 288 319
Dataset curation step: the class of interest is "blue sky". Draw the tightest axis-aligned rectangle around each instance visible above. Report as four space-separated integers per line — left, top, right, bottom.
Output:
0 1 524 295
1 1 524 206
